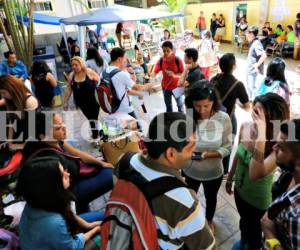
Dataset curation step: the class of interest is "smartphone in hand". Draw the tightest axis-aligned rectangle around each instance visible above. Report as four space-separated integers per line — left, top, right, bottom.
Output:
191 152 202 161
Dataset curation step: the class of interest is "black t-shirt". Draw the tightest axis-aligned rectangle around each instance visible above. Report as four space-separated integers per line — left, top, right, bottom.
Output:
211 73 249 115
262 27 272 37
186 66 205 88
33 74 54 108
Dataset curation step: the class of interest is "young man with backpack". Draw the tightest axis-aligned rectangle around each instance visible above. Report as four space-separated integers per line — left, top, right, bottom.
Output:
99 48 153 119
101 112 215 250
211 53 250 175
151 41 185 112
211 53 250 135
178 48 205 94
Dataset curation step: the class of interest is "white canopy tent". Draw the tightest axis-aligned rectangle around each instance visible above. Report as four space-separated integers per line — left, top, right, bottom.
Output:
59 4 184 58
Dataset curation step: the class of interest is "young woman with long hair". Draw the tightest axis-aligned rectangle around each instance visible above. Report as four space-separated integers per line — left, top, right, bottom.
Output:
86 47 108 76
0 75 39 147
226 93 290 250
21 112 113 213
30 60 57 108
17 156 101 249
256 57 290 105
184 81 232 234
63 56 100 140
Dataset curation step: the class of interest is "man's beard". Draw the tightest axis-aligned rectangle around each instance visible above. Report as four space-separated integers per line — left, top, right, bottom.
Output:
277 160 295 173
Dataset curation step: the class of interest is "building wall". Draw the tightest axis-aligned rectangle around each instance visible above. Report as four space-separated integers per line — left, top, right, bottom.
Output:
184 1 260 41
33 0 77 35
184 0 299 42
33 0 114 51
267 0 299 28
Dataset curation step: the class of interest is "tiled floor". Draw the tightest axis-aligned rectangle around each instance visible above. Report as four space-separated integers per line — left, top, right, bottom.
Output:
63 43 300 249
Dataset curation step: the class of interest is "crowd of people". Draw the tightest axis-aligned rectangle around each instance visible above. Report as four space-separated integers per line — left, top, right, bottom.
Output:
0 17 300 250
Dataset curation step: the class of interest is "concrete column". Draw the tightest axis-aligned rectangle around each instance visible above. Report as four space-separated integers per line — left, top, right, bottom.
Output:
141 0 147 9
78 26 86 59
259 0 270 27
179 17 184 34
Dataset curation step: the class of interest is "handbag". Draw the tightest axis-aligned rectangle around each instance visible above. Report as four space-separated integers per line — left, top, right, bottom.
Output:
0 229 19 250
24 147 99 177
101 131 141 165
52 85 62 107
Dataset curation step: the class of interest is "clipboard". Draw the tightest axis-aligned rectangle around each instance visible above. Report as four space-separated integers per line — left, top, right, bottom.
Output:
172 87 185 98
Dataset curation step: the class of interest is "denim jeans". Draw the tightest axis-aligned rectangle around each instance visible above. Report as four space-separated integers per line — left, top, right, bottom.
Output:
80 211 104 222
100 41 109 52
247 73 263 101
72 168 113 213
163 90 184 112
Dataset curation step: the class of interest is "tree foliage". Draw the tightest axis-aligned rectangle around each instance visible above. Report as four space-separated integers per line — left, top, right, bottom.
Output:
158 0 187 33
0 0 34 70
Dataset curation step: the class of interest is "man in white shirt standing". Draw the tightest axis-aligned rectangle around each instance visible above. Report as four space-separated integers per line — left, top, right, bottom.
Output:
103 48 153 128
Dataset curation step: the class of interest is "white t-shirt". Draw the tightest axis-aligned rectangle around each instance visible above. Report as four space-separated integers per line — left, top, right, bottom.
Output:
86 59 108 76
104 65 135 113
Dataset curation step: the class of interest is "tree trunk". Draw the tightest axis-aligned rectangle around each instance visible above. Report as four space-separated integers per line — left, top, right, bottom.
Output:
1 0 35 71
0 16 14 51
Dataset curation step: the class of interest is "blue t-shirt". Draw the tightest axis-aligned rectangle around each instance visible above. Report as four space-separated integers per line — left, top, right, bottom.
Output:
0 60 28 79
19 204 85 250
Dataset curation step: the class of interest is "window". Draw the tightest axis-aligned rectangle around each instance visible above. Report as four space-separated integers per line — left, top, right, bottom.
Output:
87 0 107 9
34 1 53 12
114 0 142 8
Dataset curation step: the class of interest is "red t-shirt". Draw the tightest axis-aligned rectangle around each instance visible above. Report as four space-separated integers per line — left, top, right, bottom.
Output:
154 55 184 90
197 16 206 29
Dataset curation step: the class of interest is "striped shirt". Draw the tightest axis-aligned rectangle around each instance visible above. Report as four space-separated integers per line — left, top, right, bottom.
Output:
128 154 215 250
272 183 300 249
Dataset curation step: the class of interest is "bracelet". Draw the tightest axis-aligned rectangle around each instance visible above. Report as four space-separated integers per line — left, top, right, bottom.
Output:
253 148 265 163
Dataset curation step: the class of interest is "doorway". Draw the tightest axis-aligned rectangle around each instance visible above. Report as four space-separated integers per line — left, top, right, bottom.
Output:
234 3 248 35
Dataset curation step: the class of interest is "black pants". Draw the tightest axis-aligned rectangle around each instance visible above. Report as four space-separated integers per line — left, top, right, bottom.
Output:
234 189 265 250
80 104 100 139
141 63 148 74
184 174 223 222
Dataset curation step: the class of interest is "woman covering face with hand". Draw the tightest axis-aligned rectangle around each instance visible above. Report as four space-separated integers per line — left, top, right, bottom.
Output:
226 93 289 250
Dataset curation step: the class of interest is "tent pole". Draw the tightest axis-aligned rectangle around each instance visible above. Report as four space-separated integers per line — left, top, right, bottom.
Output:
179 17 184 34
78 26 86 59
136 21 141 39
60 24 70 58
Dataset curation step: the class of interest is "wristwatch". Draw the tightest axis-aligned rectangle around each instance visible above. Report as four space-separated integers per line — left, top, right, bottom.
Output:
265 238 281 250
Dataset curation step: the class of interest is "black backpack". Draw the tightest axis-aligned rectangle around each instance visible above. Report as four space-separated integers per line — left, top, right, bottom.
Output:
96 68 124 114
159 56 180 71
